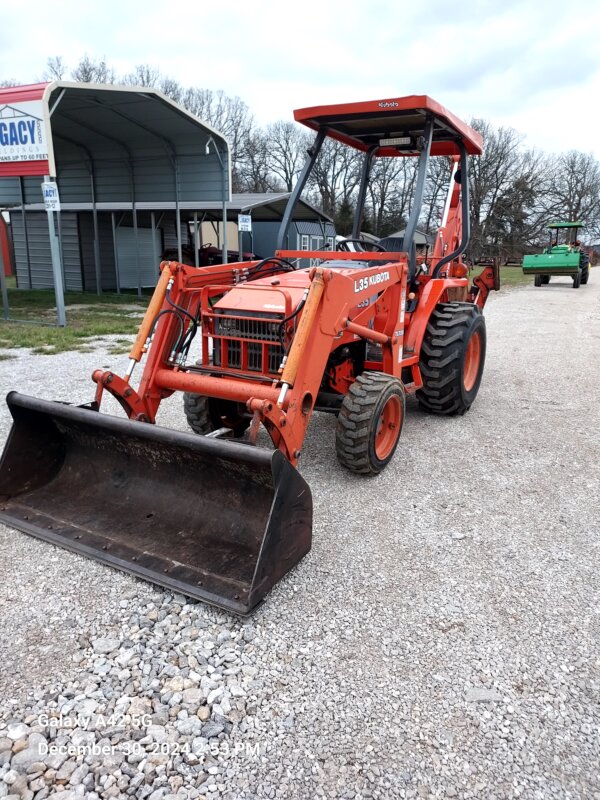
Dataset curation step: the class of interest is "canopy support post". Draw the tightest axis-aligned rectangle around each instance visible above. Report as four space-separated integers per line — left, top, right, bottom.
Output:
111 212 121 293
44 175 66 327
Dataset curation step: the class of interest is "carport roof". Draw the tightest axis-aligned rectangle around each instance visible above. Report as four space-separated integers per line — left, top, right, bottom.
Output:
181 193 334 222
0 81 230 204
11 192 334 223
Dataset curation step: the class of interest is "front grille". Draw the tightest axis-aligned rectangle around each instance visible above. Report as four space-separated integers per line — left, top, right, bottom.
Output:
214 315 281 342
212 309 285 374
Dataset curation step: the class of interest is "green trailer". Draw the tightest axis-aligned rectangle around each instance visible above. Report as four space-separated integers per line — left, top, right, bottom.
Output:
522 221 590 288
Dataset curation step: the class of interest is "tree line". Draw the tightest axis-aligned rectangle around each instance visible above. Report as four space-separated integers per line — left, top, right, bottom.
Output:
3 56 600 258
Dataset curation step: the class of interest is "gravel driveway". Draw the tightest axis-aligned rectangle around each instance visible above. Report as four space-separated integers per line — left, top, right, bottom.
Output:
0 275 598 799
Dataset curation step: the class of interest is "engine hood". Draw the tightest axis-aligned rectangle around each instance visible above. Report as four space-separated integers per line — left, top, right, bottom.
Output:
214 271 311 314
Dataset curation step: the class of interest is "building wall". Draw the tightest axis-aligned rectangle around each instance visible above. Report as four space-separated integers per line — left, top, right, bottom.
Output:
0 148 229 208
6 211 336 292
198 221 239 252
114 227 161 289
11 211 83 291
241 220 334 266
78 213 117 292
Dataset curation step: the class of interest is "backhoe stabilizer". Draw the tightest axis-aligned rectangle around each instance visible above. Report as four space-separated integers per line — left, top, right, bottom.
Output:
0 393 312 615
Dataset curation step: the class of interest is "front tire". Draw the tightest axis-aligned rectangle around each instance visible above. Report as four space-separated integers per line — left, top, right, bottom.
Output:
573 269 581 289
418 302 487 415
183 393 250 437
336 372 405 475
534 274 542 287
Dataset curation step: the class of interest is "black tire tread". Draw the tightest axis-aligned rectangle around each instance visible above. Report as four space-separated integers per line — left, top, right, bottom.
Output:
417 302 484 416
183 393 212 435
336 372 404 475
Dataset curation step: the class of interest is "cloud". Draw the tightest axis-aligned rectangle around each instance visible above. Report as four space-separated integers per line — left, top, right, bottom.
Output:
0 0 599 155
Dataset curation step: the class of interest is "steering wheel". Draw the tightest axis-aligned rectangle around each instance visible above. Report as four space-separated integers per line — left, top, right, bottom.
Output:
336 238 387 253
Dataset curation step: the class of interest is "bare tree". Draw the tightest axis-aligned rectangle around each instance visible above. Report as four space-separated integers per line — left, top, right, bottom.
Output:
420 156 453 234
122 64 161 88
236 130 279 193
0 79 19 88
544 151 600 238
468 120 528 259
367 157 417 236
181 88 255 189
43 56 68 81
71 55 116 84
264 121 310 192
160 77 184 103
308 138 361 218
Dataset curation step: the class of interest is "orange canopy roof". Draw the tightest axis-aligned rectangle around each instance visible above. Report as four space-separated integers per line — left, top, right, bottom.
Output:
294 95 482 157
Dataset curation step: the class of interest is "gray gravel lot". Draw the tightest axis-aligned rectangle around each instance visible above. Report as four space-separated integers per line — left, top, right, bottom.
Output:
0 276 599 799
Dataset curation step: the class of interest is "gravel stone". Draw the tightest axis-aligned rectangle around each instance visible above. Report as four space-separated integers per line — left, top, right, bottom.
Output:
466 688 503 703
9 734 47 772
91 638 120 654
6 724 30 741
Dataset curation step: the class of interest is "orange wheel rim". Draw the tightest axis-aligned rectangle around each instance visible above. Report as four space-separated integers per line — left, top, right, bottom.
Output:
375 395 402 460
463 331 481 392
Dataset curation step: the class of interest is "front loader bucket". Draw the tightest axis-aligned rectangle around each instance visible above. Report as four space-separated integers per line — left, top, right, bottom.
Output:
0 393 312 615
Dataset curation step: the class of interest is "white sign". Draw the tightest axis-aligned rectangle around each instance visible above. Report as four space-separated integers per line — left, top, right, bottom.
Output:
238 214 252 232
0 101 48 164
42 182 61 212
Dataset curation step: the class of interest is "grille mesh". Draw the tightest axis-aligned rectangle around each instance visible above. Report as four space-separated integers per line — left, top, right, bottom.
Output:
212 310 285 374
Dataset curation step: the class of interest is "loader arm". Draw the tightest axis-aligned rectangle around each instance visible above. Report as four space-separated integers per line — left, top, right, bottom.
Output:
93 258 276 419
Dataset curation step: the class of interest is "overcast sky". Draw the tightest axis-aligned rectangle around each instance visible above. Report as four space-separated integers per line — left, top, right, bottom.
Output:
1 0 599 156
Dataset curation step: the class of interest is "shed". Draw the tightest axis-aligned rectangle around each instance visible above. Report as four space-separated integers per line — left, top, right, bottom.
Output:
384 228 434 247
192 193 335 265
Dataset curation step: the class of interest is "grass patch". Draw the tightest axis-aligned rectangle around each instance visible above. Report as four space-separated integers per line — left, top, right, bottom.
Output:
0 288 148 355
107 337 135 356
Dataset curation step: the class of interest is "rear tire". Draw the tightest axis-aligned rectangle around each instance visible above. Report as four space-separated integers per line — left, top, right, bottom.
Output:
541 275 550 285
336 372 405 475
183 393 250 437
580 266 589 284
418 302 486 415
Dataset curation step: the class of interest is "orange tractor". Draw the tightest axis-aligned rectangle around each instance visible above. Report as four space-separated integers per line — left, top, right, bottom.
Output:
0 96 498 614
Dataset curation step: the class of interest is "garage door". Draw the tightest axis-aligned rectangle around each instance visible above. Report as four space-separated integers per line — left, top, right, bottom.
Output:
116 227 161 289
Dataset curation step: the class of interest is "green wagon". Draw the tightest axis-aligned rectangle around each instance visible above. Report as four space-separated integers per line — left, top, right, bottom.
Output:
522 221 590 289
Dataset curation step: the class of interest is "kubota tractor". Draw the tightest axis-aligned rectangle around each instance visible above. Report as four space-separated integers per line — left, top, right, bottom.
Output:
0 96 499 614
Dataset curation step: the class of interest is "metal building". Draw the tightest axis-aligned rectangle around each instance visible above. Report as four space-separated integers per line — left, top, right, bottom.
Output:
193 192 336 265
0 81 231 322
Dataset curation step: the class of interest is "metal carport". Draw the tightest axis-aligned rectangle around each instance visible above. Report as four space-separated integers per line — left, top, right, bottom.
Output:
0 81 231 325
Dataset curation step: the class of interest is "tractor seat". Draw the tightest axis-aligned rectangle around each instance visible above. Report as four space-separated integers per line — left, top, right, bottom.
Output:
377 236 417 281
377 236 405 252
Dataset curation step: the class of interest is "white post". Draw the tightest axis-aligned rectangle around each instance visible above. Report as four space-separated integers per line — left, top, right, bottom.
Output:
43 177 66 327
